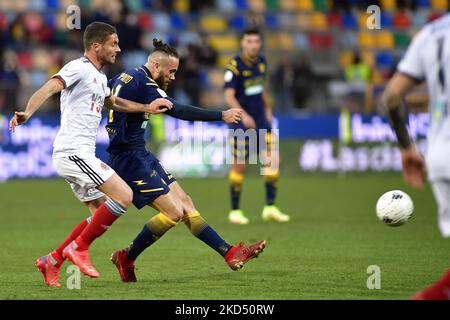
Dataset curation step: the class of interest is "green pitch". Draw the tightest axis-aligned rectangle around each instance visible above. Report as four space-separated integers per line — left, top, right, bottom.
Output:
0 174 448 299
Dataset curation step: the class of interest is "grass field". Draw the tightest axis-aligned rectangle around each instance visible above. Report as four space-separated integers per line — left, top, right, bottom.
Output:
0 174 448 300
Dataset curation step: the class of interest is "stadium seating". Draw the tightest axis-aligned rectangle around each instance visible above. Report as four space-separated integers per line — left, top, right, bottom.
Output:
431 0 449 10
313 0 329 11
308 32 333 50
200 15 227 32
381 0 397 11
392 11 412 28
297 0 314 11
358 32 376 49
310 12 328 30
229 14 247 30
248 0 266 12
376 30 395 49
0 0 444 114
375 51 395 70
394 32 411 48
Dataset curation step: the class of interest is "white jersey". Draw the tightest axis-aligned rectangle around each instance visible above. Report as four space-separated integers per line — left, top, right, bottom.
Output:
52 57 110 158
397 14 450 181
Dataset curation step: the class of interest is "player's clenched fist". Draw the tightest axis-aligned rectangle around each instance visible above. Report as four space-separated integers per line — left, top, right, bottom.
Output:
145 98 173 114
222 108 243 124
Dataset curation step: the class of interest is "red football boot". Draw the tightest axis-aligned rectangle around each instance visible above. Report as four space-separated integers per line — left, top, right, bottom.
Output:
225 240 266 271
35 254 61 287
62 241 99 278
111 249 137 283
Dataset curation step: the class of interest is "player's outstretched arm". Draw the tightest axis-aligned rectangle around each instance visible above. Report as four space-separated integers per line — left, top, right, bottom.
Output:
383 72 426 189
9 77 64 132
225 88 256 128
166 101 242 124
105 96 172 114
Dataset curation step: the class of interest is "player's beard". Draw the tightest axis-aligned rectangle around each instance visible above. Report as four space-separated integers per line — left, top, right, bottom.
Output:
154 73 168 90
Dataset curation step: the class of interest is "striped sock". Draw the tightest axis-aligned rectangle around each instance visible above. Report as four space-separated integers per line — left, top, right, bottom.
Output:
126 213 177 260
52 217 91 266
264 171 279 206
229 170 244 210
183 211 231 257
75 200 126 249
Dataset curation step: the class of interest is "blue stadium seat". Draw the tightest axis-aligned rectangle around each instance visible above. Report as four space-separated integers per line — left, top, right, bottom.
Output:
199 70 209 87
44 13 56 29
167 33 179 46
235 0 248 9
339 30 358 49
415 0 431 8
265 13 279 29
342 13 358 29
152 12 171 32
29 0 46 11
293 32 310 50
412 11 428 27
375 51 394 69
46 0 59 9
30 70 48 89
229 14 247 30
141 0 153 9
216 0 237 12
380 12 392 28
170 13 187 29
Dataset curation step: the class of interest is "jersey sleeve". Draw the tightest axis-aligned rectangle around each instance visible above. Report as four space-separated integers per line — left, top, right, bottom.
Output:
224 58 240 90
141 82 175 104
52 60 84 89
397 29 427 82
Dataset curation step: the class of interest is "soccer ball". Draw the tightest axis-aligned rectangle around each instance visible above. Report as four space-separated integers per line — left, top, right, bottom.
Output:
376 190 414 227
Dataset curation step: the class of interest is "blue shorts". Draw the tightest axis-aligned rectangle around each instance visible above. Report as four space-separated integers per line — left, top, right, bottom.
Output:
108 150 176 209
229 113 272 161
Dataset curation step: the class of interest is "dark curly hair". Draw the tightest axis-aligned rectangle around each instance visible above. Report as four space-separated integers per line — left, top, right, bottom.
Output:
152 38 179 58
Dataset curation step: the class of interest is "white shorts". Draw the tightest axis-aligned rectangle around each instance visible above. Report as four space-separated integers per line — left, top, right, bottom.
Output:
430 179 450 238
53 155 115 202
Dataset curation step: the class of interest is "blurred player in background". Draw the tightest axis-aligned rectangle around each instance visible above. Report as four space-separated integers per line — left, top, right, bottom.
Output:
107 39 266 282
9 22 171 286
383 13 450 300
224 28 289 224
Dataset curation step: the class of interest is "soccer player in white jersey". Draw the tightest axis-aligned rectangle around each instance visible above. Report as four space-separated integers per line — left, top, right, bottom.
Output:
9 22 172 286
382 14 450 299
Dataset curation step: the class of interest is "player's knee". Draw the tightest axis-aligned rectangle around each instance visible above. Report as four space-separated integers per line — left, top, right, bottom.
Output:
116 187 133 208
163 206 184 222
173 205 185 221
181 194 195 210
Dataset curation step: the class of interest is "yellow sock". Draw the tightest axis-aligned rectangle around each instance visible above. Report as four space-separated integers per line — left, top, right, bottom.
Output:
182 211 208 236
146 213 177 240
